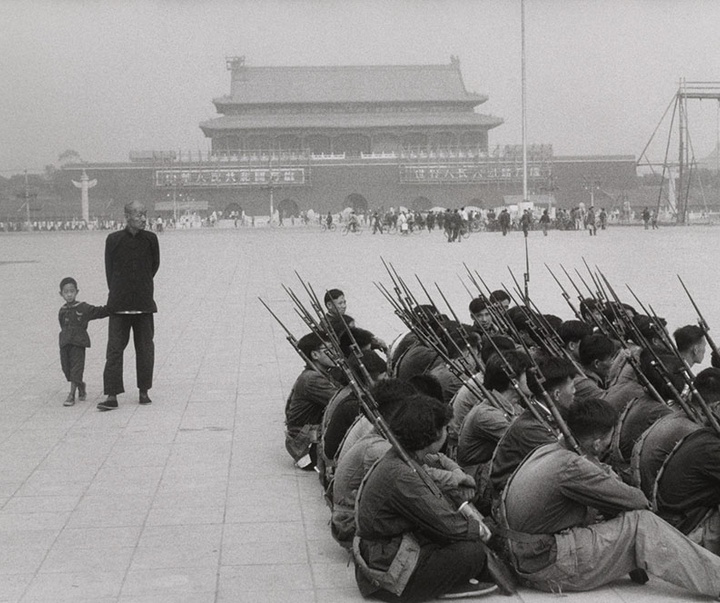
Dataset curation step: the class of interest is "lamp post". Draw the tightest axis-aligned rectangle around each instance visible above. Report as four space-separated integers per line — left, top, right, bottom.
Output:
582 176 601 206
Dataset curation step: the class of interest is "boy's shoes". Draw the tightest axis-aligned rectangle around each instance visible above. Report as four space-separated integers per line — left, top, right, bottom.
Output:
97 396 118 411
138 392 152 405
438 580 498 599
77 382 87 401
63 394 75 407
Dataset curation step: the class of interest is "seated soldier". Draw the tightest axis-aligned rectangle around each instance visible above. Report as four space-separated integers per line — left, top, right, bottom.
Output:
605 315 667 408
330 379 415 547
457 350 532 512
674 324 707 369
654 368 720 554
633 368 718 497
505 306 540 355
353 394 497 601
579 297 604 328
607 349 678 480
489 356 576 497
393 307 449 381
324 288 347 331
573 334 615 402
336 379 417 464
338 327 374 358
427 327 481 404
457 351 530 474
558 320 592 365
319 350 387 488
284 333 340 470
448 335 516 455
468 296 498 337
489 289 511 311
324 288 388 352
499 397 720 597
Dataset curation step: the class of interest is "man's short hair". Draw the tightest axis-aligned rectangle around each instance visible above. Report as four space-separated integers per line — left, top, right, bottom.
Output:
297 332 325 359
693 368 720 405
469 297 488 315
370 378 416 420
480 335 516 364
124 200 145 215
444 326 480 360
484 350 532 392
528 356 577 397
389 394 452 452
323 289 344 306
489 290 511 305
543 314 563 333
59 276 78 290
629 315 667 345
674 325 704 353
339 327 374 357
579 298 599 322
408 374 444 402
559 320 593 345
567 397 618 441
579 334 615 367
506 306 532 332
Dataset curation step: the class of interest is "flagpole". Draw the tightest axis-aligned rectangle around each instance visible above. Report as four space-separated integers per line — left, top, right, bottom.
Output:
521 0 530 303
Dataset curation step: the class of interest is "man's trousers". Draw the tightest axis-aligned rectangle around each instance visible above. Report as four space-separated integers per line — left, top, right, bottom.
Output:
512 509 720 597
103 313 154 395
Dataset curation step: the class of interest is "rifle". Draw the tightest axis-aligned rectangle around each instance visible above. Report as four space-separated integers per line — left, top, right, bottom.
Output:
624 285 719 432
259 297 342 388
678 275 720 359
290 277 517 579
597 271 694 415
377 274 508 414
546 263 583 321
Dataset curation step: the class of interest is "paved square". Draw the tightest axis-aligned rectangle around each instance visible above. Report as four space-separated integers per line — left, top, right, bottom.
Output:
0 226 712 602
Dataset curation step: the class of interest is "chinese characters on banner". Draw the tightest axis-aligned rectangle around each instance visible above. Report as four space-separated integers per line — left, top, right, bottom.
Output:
155 167 307 187
399 163 547 183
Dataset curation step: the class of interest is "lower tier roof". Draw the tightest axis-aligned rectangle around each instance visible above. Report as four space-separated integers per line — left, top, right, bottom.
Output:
200 112 503 134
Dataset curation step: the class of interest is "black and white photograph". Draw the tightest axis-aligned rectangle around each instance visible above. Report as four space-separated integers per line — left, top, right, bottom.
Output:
2 1 720 601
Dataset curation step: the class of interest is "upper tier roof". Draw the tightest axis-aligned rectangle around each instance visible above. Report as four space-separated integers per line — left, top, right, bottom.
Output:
213 61 488 107
200 111 503 133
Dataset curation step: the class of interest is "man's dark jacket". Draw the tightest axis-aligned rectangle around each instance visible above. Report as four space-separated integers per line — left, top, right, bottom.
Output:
105 227 160 312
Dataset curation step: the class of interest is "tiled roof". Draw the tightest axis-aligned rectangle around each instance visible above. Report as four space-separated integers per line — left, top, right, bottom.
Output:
200 112 503 133
214 62 487 106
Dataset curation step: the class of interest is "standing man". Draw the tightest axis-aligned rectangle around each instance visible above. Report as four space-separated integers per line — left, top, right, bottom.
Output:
99 201 160 411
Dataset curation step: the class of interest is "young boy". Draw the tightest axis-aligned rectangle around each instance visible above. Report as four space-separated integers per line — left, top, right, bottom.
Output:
58 277 109 406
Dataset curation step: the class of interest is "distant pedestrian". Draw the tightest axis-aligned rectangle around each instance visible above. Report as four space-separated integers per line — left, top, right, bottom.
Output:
520 209 531 237
586 206 597 236
651 211 658 230
539 209 550 236
99 201 160 411
499 208 511 236
58 277 109 406
642 207 651 230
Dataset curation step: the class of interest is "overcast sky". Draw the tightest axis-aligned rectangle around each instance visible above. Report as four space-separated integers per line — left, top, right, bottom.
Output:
3 0 720 174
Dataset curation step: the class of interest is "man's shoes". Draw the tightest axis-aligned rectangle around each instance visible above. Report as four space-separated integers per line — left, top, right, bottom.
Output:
77 382 87 401
439 580 498 599
629 568 649 584
63 394 75 407
139 392 152 405
97 396 118 411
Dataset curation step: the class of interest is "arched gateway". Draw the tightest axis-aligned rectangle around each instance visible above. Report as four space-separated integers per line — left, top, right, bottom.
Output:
344 194 368 213
278 198 299 218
